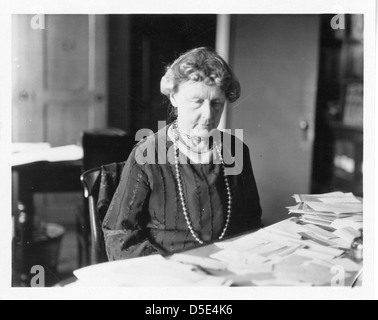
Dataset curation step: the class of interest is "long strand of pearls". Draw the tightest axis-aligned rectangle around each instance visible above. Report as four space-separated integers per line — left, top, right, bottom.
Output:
173 122 232 244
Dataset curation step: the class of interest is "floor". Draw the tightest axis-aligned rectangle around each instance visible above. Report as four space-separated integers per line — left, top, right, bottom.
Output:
54 226 79 286
34 193 82 286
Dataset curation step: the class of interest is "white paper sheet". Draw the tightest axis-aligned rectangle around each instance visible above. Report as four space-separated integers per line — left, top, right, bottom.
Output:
255 228 345 258
12 143 51 153
305 202 363 215
267 219 307 240
300 218 332 227
302 259 335 269
168 254 228 271
331 258 362 272
252 278 313 287
334 227 361 244
331 238 352 250
227 263 273 275
330 218 363 231
73 255 232 287
318 197 361 204
210 250 269 265
12 144 83 166
298 231 337 247
302 224 339 240
210 251 274 275
253 243 295 258
305 244 345 258
294 192 358 201
294 249 336 261
214 233 268 251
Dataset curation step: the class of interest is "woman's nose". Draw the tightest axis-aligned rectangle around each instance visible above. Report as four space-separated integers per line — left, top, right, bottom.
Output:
201 100 212 120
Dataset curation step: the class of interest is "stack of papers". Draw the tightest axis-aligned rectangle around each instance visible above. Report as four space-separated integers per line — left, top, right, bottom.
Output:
287 192 363 241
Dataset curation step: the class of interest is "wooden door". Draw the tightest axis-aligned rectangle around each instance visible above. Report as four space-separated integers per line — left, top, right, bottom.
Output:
230 15 320 225
12 14 108 147
12 15 108 229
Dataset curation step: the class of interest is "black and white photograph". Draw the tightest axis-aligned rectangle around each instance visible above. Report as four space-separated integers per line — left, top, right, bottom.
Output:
0 0 376 301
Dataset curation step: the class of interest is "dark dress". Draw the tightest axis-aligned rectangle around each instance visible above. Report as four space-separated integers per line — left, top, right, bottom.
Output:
102 125 262 261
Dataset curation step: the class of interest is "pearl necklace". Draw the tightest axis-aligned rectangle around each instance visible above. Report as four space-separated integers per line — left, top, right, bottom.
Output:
176 126 203 144
173 122 232 244
176 126 215 155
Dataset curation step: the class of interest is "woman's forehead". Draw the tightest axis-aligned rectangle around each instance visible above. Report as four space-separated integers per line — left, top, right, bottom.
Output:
178 81 225 99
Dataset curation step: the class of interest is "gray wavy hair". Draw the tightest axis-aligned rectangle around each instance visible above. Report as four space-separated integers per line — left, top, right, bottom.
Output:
161 47 241 103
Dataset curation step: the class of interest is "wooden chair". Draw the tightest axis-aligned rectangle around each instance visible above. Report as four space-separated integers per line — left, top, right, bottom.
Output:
78 128 135 267
80 168 108 265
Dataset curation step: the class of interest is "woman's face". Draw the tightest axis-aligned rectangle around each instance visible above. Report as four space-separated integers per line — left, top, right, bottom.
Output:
170 81 226 138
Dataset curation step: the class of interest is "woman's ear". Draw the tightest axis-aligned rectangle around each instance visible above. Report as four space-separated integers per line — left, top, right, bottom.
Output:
170 93 178 108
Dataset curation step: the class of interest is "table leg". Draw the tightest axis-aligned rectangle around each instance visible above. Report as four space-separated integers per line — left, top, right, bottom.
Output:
12 169 34 287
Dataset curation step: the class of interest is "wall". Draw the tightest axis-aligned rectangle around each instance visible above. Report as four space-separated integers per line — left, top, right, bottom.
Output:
229 15 321 225
108 15 132 133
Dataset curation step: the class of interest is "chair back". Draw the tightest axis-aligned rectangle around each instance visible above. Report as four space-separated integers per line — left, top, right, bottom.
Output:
80 161 127 265
81 128 135 171
78 128 134 267
80 168 107 265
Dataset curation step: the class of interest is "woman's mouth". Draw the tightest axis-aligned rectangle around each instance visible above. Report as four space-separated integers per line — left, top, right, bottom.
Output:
199 124 213 129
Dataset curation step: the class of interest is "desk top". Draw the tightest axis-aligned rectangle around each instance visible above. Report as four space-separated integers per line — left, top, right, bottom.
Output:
12 144 83 168
67 218 363 288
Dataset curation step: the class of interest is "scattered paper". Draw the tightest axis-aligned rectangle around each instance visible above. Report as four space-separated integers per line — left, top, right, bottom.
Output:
267 218 307 240
300 218 332 227
318 197 361 204
305 202 362 215
330 219 363 231
254 243 302 259
293 192 346 203
227 263 273 275
214 234 267 251
210 250 269 265
333 227 361 245
252 278 313 287
302 215 336 223
298 232 337 247
305 244 345 258
331 238 352 250
347 215 363 222
302 259 334 269
273 254 313 270
286 263 336 286
268 228 303 240
331 258 362 272
74 255 231 287
295 249 338 261
302 211 351 218
169 254 228 271
249 229 293 245
302 224 339 240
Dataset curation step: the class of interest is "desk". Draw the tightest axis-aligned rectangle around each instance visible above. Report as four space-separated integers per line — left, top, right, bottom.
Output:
12 160 83 209
65 218 363 288
12 158 83 286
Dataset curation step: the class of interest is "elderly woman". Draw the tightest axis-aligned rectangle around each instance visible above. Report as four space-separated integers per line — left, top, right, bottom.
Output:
102 47 262 260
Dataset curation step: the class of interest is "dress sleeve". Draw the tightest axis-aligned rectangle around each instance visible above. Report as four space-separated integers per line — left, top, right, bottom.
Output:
102 150 159 261
240 144 263 230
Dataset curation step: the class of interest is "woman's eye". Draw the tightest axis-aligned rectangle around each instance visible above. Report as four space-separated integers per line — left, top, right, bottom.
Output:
212 102 223 109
